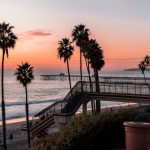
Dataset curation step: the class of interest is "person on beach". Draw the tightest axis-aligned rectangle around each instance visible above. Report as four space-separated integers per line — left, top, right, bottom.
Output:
9 133 13 140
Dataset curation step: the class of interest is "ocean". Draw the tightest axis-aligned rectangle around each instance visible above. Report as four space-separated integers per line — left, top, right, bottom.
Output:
0 70 148 124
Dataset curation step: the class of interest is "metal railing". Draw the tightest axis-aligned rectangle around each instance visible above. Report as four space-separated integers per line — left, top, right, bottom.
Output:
30 81 150 136
33 81 150 119
85 82 150 96
33 82 87 117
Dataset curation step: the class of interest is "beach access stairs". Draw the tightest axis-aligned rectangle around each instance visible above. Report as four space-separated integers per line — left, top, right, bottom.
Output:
30 82 87 137
24 80 150 138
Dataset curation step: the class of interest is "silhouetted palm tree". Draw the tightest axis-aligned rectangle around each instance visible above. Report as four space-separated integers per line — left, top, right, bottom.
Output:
72 24 89 88
88 39 105 113
83 39 92 86
0 22 17 149
14 62 34 148
57 38 74 92
139 55 150 92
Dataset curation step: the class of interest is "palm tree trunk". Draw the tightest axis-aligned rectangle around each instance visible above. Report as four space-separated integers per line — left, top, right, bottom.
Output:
94 68 101 113
85 58 92 87
25 85 30 148
85 57 94 115
66 59 72 94
1 50 7 150
80 49 83 92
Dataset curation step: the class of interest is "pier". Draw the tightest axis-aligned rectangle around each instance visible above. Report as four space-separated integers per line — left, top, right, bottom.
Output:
40 74 150 83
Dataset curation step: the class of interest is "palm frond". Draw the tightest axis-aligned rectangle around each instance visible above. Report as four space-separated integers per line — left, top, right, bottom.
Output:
14 62 34 87
57 38 74 63
0 22 18 57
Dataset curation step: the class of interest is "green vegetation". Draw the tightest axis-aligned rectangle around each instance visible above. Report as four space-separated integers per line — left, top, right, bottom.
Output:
0 22 18 149
31 108 150 150
14 62 34 148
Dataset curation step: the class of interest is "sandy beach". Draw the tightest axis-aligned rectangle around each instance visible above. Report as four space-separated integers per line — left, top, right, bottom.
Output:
0 120 29 150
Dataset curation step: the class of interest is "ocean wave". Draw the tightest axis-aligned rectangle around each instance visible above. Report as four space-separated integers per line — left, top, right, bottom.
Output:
0 99 62 107
5 112 36 121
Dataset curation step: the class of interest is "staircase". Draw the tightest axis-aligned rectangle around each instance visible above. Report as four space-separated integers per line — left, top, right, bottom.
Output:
30 81 87 137
25 80 150 138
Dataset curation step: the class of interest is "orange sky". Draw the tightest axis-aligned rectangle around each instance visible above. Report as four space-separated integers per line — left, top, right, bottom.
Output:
4 32 149 73
1 0 150 73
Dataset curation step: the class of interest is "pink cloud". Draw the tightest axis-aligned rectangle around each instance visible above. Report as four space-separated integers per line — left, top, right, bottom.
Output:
25 30 52 36
18 29 52 41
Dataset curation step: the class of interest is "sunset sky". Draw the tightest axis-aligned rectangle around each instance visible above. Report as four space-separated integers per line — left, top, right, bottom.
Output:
0 0 150 73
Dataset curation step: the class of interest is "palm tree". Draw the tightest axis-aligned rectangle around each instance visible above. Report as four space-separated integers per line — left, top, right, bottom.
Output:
57 38 74 93
139 55 150 92
72 24 89 89
88 39 105 113
14 62 34 148
83 39 93 88
0 22 17 149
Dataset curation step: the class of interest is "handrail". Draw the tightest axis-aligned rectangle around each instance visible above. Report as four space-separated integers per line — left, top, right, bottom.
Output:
33 81 86 119
33 100 62 118
33 81 150 118
31 93 88 136
32 117 54 136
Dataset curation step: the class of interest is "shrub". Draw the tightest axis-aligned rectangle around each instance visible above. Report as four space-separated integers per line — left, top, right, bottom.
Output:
31 107 150 150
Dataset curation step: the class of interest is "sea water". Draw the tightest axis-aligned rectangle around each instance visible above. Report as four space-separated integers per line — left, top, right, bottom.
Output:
0 70 149 123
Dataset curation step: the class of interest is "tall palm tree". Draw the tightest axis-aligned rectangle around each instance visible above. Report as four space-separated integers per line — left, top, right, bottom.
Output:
14 62 34 148
72 24 89 89
82 39 95 114
83 39 93 87
88 39 105 113
0 22 17 149
57 38 74 93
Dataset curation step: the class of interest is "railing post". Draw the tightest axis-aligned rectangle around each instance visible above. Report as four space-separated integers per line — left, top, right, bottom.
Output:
61 101 62 113
139 84 141 95
86 82 87 92
109 83 111 93
54 105 55 112
115 83 116 93
127 83 128 94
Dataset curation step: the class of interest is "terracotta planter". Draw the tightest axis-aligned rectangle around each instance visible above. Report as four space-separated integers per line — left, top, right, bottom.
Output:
124 122 150 150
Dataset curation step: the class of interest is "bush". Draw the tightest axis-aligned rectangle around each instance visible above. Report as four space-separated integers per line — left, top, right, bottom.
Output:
31 108 150 150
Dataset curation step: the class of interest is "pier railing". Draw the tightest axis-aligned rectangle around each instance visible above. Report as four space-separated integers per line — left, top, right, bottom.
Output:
40 74 150 84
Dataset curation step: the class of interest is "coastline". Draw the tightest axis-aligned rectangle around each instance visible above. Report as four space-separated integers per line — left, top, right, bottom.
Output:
0 117 33 126
0 102 139 125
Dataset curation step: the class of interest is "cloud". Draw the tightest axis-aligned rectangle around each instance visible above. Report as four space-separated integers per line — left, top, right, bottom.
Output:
18 29 52 41
25 30 52 36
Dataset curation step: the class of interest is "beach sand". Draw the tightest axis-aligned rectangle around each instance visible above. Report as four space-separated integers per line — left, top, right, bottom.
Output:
0 120 29 150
